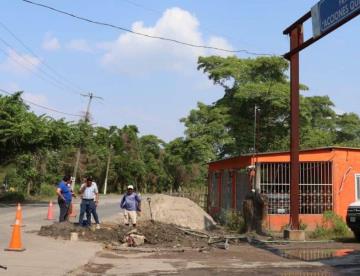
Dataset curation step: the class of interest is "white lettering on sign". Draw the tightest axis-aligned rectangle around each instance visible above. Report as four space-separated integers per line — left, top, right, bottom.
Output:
312 0 360 37
320 0 360 31
322 5 349 29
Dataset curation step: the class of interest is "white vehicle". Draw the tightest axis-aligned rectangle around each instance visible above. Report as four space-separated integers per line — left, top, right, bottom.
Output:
346 201 360 241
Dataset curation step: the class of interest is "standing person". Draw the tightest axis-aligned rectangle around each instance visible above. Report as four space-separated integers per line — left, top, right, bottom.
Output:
79 177 100 229
120 185 141 227
66 177 77 219
56 175 72 222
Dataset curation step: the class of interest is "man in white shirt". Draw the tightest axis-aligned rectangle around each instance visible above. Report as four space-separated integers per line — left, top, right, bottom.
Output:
79 176 100 229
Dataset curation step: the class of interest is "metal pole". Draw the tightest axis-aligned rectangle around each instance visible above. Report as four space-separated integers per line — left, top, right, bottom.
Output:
289 25 303 230
72 92 103 190
253 104 257 158
103 145 112 195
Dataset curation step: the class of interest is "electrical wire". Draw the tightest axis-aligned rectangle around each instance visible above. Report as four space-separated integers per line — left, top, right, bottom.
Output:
0 39 80 95
119 0 262 52
20 0 273 56
0 20 84 93
0 88 82 117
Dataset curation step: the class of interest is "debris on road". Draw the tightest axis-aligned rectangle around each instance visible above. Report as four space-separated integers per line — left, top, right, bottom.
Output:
38 221 213 248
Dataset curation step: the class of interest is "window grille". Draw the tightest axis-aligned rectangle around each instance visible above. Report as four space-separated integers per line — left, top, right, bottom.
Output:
259 162 333 214
209 172 219 209
355 174 360 201
221 170 232 210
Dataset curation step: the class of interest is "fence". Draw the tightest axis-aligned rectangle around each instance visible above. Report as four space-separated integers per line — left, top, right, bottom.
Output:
167 187 208 210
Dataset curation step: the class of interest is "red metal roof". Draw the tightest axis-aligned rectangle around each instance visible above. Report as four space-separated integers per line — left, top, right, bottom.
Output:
208 146 360 164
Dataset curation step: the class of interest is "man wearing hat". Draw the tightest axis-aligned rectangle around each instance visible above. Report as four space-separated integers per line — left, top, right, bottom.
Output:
120 185 141 227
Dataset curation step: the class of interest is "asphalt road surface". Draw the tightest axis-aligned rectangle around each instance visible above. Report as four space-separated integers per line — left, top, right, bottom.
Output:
0 195 122 276
1 195 360 276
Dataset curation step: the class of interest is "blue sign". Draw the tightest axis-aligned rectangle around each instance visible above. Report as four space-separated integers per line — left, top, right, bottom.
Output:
312 0 360 37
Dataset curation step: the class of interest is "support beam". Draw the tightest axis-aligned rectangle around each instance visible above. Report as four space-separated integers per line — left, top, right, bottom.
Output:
289 25 303 230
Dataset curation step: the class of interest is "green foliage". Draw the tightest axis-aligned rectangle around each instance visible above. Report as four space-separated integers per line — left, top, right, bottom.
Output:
281 221 308 231
2 56 360 198
310 211 352 240
39 183 56 198
0 191 25 203
224 210 246 233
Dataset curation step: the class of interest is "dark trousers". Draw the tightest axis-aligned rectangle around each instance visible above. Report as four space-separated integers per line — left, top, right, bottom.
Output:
58 198 70 222
79 199 99 226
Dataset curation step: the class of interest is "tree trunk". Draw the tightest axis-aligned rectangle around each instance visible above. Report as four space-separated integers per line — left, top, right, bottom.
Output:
26 180 32 196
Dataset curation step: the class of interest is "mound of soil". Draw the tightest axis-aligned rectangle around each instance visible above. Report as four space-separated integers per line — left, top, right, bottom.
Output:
39 221 209 248
106 194 216 230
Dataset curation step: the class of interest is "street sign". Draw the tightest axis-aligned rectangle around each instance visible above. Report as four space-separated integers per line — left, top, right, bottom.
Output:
312 0 360 37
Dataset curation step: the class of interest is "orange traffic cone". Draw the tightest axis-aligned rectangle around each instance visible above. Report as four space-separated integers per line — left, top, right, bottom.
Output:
46 201 54 220
15 203 22 222
5 219 25 252
69 202 77 218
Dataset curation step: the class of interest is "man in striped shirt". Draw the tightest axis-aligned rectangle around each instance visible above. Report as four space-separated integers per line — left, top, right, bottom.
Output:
79 176 100 229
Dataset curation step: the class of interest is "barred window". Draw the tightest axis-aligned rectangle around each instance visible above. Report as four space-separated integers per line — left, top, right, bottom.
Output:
259 162 333 215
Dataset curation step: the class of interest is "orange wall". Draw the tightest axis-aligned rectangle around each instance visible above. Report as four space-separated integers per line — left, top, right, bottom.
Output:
332 150 360 219
266 214 323 231
208 148 360 230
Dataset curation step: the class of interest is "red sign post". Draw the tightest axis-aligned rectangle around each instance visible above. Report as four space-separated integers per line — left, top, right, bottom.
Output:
284 0 360 230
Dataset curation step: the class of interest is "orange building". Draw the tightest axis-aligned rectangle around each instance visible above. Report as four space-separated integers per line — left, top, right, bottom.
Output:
208 147 360 231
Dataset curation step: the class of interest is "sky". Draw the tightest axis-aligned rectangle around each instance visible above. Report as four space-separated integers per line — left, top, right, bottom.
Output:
0 0 359 141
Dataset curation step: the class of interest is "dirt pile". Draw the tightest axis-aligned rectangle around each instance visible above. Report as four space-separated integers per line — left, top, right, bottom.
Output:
108 194 216 230
39 221 208 247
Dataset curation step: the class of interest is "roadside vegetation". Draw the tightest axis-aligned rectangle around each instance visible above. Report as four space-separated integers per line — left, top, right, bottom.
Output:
2 56 360 201
309 211 353 240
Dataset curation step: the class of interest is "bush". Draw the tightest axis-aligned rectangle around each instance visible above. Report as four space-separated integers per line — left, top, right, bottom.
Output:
281 220 308 231
0 191 26 203
224 210 246 233
39 183 56 198
310 211 352 240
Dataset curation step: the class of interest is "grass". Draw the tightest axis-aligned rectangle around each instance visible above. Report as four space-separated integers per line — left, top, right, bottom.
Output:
309 211 353 240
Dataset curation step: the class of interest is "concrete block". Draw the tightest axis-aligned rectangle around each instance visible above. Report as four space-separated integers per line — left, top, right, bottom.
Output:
283 229 305 241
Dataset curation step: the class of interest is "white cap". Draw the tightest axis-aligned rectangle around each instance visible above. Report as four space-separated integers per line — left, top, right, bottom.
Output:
127 185 134 190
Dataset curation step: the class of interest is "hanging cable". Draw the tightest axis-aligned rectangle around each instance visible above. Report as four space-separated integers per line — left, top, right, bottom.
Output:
0 37 79 94
20 0 274 56
0 20 84 93
119 0 262 51
0 40 80 95
0 88 82 117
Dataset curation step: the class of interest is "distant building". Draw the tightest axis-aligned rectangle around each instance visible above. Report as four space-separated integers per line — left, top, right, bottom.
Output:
208 147 360 231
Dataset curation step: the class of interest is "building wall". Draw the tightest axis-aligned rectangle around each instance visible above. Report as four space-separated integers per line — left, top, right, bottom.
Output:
208 148 360 231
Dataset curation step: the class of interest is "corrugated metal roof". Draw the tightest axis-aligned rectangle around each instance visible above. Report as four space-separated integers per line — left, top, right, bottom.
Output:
208 146 360 164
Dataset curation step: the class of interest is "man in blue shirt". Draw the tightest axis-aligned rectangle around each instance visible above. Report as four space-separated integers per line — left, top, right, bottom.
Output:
120 185 141 227
56 175 72 222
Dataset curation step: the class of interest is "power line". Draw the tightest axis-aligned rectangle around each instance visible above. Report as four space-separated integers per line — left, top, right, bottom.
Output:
0 88 82 117
20 0 272 56
0 20 84 94
119 0 262 52
0 37 79 94
0 40 79 95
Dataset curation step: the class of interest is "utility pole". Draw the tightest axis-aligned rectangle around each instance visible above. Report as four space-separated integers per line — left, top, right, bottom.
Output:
72 92 103 190
251 105 260 191
103 144 113 195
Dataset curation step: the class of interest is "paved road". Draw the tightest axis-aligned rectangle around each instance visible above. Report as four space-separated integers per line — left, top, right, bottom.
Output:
0 195 122 276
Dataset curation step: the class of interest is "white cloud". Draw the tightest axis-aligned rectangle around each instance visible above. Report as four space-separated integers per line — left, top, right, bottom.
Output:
42 33 61 51
66 39 93 53
100 7 233 75
0 49 41 75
